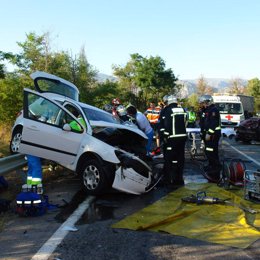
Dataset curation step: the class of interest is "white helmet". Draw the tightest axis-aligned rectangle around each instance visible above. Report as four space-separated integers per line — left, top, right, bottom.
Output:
199 95 213 105
167 95 178 104
163 95 168 103
116 105 127 116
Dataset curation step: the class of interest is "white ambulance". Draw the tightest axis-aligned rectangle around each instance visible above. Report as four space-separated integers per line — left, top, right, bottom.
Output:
212 94 246 128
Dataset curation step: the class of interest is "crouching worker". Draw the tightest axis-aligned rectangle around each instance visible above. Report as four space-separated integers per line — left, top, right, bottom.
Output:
16 155 46 217
24 155 43 194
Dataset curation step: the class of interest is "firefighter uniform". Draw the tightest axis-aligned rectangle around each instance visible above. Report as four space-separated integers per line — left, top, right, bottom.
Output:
198 106 206 141
159 97 187 186
204 103 222 181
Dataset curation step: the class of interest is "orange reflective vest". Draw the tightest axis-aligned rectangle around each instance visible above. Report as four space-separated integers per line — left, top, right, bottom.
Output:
146 106 161 124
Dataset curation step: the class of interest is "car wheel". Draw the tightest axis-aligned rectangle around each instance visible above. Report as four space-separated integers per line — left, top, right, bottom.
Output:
81 159 111 195
10 127 23 154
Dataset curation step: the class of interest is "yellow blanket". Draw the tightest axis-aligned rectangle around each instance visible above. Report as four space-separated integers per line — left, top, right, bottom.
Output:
112 183 260 248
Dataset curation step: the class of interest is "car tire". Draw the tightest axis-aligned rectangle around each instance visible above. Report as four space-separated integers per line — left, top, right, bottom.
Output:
80 159 112 195
9 127 23 154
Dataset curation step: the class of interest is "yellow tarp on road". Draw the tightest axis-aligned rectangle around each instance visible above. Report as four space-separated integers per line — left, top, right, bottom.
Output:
112 183 260 248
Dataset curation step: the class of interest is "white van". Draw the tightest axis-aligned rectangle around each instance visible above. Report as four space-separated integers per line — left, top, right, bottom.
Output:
213 94 244 128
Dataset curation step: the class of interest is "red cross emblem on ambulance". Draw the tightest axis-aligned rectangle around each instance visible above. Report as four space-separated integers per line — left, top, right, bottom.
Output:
225 114 233 121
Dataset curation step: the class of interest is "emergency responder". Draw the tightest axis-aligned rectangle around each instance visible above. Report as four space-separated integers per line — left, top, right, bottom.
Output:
145 101 161 153
145 101 161 125
23 155 43 194
159 95 187 186
126 105 154 156
69 110 86 131
201 94 222 182
111 98 121 118
198 97 207 149
187 106 197 128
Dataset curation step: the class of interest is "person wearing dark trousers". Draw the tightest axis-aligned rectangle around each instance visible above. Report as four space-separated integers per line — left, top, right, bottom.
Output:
201 95 222 183
159 95 187 186
198 97 207 149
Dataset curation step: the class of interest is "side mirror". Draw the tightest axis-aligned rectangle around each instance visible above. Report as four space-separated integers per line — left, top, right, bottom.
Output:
63 123 72 131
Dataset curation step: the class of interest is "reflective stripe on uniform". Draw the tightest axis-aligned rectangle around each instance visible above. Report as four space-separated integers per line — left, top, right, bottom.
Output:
33 200 42 204
206 147 214 151
32 178 42 182
164 131 170 135
167 147 172 150
169 134 187 138
208 129 214 133
17 200 42 205
170 109 187 137
215 126 221 130
172 161 178 163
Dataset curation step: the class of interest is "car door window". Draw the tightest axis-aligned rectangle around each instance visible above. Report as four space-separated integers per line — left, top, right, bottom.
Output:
25 93 61 125
63 104 86 132
25 92 83 134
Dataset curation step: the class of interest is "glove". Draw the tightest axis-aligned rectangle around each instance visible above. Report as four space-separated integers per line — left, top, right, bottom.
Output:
205 134 211 141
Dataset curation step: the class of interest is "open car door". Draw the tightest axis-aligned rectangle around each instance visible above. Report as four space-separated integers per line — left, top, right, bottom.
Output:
19 89 85 166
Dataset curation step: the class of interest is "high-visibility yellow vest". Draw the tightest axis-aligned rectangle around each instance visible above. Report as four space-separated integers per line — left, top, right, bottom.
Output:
70 117 86 131
188 111 196 123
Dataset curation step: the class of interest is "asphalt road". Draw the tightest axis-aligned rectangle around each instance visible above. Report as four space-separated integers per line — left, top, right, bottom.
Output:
0 137 260 260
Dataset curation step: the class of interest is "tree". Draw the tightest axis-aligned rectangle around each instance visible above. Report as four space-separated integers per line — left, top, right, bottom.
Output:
72 47 97 104
113 53 178 110
246 78 260 97
229 78 245 94
0 73 26 124
196 75 214 96
246 78 260 112
89 80 119 108
0 51 17 79
187 93 199 110
0 32 99 125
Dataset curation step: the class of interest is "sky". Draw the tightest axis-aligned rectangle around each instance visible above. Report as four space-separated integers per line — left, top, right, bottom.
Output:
1 0 260 80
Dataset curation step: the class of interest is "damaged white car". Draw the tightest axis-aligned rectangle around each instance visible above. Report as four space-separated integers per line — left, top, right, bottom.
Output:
17 72 161 195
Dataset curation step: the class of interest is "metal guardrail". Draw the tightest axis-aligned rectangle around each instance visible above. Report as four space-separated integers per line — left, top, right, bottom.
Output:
0 154 27 175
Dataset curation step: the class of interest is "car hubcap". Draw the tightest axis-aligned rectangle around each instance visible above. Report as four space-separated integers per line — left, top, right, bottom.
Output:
83 165 100 190
11 133 22 153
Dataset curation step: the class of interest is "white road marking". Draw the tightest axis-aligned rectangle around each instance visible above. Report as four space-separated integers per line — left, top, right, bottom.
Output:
31 196 95 260
222 140 260 167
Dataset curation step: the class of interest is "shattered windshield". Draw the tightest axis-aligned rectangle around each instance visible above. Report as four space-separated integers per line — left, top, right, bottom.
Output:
82 107 121 124
215 103 243 114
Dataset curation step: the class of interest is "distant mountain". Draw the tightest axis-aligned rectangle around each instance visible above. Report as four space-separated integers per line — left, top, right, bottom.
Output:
96 73 117 82
96 73 248 98
178 78 248 98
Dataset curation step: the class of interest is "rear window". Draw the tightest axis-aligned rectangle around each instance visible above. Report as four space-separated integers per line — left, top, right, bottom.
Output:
35 78 79 101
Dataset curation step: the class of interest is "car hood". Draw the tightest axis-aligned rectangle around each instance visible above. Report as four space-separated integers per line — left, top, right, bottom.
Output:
89 120 147 139
89 120 147 158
